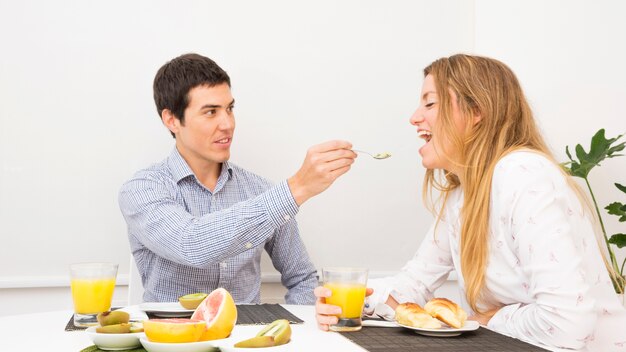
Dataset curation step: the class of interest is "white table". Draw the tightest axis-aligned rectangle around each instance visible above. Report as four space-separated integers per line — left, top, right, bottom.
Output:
0 304 367 351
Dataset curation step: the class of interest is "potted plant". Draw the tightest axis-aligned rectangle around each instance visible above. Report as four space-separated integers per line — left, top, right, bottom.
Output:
563 129 625 296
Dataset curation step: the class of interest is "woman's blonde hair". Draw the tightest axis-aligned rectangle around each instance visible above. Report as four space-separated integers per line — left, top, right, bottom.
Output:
422 54 555 313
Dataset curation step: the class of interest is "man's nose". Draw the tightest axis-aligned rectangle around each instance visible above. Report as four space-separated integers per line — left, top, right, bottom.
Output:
218 112 235 129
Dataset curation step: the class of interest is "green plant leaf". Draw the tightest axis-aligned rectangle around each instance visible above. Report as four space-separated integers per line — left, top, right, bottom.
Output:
616 183 626 195
606 202 626 222
609 234 626 248
564 129 625 178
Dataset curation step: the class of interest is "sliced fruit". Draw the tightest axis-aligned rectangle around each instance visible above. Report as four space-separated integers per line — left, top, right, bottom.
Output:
257 319 291 346
179 292 209 310
96 323 132 334
234 336 275 348
129 322 144 333
143 318 206 343
191 287 238 341
97 310 130 326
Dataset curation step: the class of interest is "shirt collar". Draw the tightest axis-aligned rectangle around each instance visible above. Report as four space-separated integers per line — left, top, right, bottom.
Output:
167 147 233 185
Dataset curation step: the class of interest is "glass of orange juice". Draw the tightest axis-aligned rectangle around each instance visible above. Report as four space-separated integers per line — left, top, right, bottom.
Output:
70 262 118 327
322 267 368 332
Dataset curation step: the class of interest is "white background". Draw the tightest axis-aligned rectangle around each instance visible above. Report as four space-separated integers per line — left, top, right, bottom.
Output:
1 0 625 315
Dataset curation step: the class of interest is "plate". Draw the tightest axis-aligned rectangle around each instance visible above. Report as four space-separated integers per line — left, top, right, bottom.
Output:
397 320 480 337
139 336 221 352
211 338 292 352
139 302 194 318
85 326 145 350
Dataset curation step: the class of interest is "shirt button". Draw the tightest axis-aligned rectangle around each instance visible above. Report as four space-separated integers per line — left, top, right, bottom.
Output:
220 262 227 268
283 214 291 221
245 242 253 249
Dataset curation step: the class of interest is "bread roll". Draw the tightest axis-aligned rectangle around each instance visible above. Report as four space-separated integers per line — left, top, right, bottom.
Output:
395 303 442 329
424 297 467 328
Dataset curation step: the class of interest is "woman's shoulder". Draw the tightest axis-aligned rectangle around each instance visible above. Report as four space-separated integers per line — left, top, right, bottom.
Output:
492 150 566 190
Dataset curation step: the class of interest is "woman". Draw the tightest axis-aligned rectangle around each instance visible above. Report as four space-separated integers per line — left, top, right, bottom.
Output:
315 54 625 351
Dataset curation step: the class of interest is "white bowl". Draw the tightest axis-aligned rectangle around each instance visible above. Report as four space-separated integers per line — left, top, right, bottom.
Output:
85 326 145 351
139 336 223 352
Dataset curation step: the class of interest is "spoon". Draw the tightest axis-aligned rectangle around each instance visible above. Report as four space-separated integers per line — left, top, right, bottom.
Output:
353 149 392 160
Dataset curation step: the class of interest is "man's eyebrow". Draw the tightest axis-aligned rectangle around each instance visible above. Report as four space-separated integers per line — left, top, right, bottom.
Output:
200 99 235 110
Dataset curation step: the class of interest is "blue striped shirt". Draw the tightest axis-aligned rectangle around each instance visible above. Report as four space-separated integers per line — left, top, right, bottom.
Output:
118 148 318 304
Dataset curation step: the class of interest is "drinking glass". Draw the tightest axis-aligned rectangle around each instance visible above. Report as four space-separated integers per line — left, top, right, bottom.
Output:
70 262 118 327
322 267 369 332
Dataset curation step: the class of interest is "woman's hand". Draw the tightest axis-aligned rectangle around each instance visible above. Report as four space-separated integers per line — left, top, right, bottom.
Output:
314 286 374 331
468 307 500 326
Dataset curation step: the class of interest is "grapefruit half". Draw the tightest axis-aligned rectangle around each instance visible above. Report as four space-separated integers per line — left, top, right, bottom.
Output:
191 287 237 341
143 318 206 343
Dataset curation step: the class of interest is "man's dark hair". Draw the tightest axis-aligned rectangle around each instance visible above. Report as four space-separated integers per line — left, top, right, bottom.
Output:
153 53 231 137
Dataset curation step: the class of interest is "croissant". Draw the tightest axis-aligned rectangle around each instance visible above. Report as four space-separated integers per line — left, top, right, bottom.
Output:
424 297 467 328
395 302 442 329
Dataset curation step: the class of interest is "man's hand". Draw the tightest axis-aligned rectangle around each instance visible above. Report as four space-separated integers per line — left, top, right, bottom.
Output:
288 140 357 205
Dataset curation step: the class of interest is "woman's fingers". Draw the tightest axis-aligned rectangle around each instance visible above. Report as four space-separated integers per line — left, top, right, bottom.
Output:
314 285 342 331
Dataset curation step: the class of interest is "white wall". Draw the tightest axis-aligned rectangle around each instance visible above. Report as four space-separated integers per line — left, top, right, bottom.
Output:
474 0 626 265
1 0 624 316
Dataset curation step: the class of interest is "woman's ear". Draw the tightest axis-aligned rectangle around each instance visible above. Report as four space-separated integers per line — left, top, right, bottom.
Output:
161 109 179 135
472 113 482 126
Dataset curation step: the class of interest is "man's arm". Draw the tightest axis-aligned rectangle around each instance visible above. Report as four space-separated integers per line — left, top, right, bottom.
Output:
264 218 318 305
119 140 356 269
119 176 298 268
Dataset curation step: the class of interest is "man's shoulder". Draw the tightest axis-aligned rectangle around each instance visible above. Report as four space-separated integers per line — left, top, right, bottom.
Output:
227 162 273 187
121 159 175 191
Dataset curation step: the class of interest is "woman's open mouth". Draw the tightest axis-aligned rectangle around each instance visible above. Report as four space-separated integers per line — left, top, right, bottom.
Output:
418 130 432 143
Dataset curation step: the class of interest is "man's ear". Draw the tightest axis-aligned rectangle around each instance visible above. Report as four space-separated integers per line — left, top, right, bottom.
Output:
161 109 179 135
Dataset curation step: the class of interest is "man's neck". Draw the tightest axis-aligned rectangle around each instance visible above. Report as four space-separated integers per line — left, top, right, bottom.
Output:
176 147 222 192
194 163 222 192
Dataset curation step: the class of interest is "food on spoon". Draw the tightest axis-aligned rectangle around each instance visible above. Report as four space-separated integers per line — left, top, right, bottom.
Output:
424 297 467 328
191 287 237 341
96 323 132 334
97 310 130 326
395 302 442 329
143 318 206 343
234 336 276 348
373 152 392 159
179 292 209 309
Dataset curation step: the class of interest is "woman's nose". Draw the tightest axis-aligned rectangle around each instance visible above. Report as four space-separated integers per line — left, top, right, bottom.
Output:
409 107 423 126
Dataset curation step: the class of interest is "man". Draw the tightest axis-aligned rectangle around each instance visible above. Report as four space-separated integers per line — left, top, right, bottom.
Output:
119 53 356 304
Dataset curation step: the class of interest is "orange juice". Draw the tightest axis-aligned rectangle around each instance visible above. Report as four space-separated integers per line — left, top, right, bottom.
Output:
324 282 367 318
70 278 116 314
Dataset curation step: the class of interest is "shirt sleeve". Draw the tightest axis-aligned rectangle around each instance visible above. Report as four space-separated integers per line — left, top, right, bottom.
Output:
264 219 318 305
486 155 597 350
366 221 455 309
118 173 299 268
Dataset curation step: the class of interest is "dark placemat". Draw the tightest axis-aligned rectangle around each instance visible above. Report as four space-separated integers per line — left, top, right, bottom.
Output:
236 304 304 325
66 304 303 331
340 326 549 352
